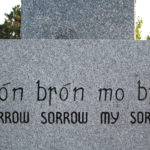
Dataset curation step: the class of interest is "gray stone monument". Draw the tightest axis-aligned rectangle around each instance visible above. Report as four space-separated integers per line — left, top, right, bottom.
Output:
0 40 150 150
1 0 149 150
21 0 135 39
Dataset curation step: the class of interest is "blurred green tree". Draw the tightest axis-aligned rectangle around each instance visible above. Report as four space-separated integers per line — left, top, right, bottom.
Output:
147 35 150 40
136 17 143 40
0 5 21 39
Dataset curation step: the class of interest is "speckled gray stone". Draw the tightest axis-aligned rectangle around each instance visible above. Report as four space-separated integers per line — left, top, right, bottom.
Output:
21 0 135 39
0 40 150 150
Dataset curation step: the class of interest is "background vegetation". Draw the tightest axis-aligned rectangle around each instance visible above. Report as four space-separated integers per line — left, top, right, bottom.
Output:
0 5 21 39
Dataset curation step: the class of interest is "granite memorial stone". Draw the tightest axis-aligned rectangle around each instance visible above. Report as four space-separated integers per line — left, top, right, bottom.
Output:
21 0 135 39
0 40 150 149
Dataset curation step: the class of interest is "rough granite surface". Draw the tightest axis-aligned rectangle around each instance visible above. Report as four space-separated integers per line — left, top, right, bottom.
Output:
21 0 135 39
0 40 150 150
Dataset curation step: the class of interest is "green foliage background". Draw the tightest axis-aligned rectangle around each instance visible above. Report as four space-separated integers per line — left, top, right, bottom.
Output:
0 5 21 39
136 17 143 40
